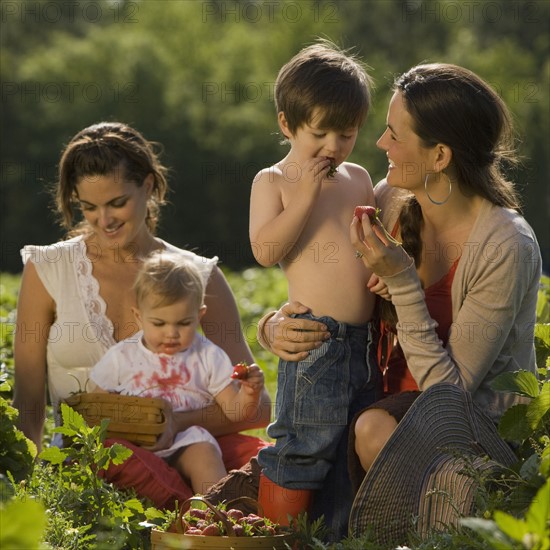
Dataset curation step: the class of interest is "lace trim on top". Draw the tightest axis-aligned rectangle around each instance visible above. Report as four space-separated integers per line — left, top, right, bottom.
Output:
74 239 116 351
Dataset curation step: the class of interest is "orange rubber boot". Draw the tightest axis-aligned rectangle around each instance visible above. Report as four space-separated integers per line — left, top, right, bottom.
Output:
257 473 312 526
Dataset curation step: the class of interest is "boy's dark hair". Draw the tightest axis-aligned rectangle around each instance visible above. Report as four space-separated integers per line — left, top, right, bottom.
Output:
275 39 373 135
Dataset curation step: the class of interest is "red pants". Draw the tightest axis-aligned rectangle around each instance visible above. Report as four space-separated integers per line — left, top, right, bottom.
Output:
100 433 270 509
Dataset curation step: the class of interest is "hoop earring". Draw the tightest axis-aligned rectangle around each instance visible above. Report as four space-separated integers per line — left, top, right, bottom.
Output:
424 172 452 205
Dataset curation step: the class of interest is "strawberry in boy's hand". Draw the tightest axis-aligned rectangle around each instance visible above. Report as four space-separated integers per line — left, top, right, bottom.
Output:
326 158 338 178
231 362 249 380
354 205 402 245
354 205 380 224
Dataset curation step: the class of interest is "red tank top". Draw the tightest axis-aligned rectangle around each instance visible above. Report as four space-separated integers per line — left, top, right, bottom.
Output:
378 223 460 393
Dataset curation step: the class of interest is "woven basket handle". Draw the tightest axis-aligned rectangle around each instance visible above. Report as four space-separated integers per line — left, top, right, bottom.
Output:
176 496 235 536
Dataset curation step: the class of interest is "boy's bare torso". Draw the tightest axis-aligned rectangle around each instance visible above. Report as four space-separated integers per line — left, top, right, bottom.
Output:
275 162 376 325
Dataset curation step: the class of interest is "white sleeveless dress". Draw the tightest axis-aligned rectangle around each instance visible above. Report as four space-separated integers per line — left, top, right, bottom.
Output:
21 236 217 425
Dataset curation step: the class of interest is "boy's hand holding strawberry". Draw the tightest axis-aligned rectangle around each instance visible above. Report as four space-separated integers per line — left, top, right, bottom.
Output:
296 156 335 196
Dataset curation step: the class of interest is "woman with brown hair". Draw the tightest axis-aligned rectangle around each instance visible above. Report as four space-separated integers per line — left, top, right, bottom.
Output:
259 63 541 541
14 122 271 508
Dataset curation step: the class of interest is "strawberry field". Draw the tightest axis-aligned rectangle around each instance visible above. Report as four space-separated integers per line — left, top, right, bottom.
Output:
1 268 549 549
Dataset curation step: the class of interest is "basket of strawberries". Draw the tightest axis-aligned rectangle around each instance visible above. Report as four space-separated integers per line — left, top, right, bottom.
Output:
151 496 294 549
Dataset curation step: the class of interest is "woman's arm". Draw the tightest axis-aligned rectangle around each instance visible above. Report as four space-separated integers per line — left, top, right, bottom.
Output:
351 209 541 393
13 261 55 452
197 266 271 433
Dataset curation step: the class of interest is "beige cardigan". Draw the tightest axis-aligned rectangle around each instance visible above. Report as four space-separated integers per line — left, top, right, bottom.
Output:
376 181 542 421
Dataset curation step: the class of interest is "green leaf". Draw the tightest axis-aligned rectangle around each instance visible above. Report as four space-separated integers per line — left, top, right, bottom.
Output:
493 510 529 542
540 445 550 478
525 480 550 537
60 401 86 429
23 437 38 463
520 453 541 481
534 323 550 344
109 443 133 465
39 445 69 465
124 498 144 513
498 403 532 441
460 517 517 546
526 383 550 430
53 425 79 437
0 499 46 548
145 507 169 521
491 370 540 398
536 284 550 320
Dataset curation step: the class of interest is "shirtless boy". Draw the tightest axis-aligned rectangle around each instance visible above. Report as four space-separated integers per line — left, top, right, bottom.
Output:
249 40 381 527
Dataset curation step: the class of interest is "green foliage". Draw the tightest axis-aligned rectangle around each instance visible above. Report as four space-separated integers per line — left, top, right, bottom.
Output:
9 403 172 549
537 276 550 324
290 513 332 549
461 480 550 550
0 381 37 482
460 364 550 548
0 273 18 393
0 498 48 550
1 0 548 274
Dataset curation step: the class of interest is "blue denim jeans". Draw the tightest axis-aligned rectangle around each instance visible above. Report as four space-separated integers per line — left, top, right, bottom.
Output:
258 314 381 490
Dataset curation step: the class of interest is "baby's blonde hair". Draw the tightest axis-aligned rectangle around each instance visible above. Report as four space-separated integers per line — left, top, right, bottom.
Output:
134 251 205 310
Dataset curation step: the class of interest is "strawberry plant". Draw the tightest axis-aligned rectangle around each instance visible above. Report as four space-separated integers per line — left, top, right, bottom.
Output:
8 403 172 549
0 381 36 484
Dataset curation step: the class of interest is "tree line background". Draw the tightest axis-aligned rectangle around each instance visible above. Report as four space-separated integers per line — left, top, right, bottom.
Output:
1 0 549 274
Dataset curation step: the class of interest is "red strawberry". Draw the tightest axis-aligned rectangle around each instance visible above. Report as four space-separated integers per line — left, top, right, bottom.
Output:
227 509 244 521
201 524 221 536
354 205 379 224
187 508 207 520
231 362 249 380
232 524 245 536
354 205 402 245
327 158 338 177
184 528 203 535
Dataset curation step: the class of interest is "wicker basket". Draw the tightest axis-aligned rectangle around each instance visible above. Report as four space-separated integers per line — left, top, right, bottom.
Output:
64 392 166 446
151 496 294 550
